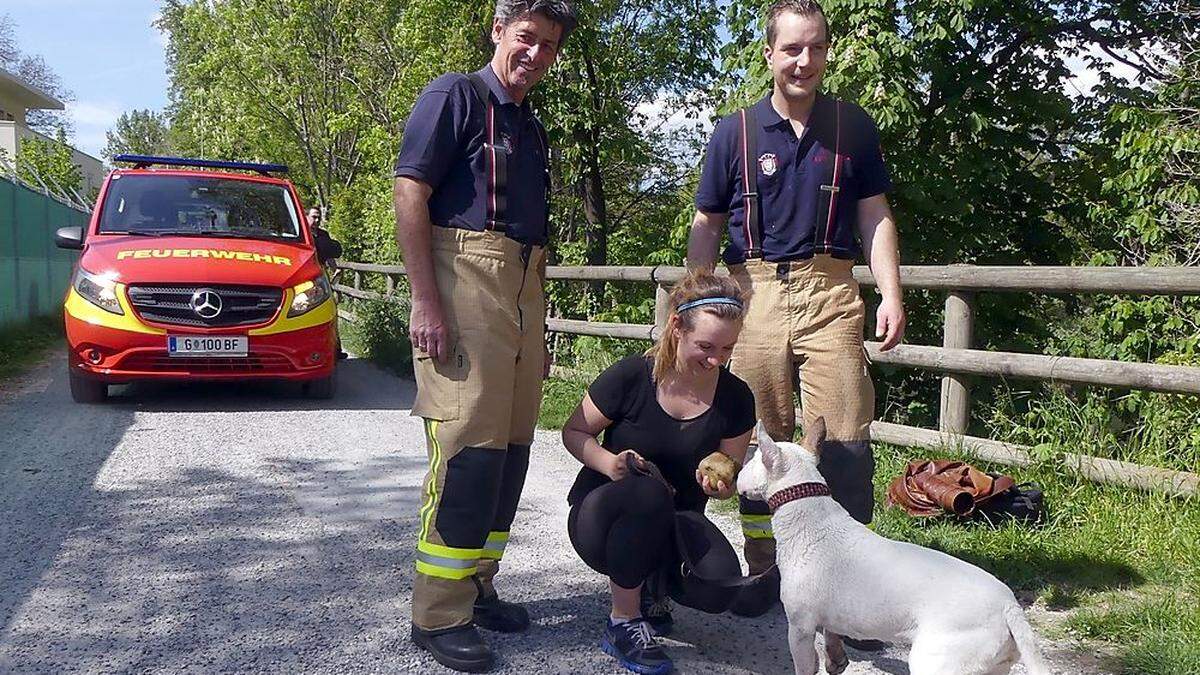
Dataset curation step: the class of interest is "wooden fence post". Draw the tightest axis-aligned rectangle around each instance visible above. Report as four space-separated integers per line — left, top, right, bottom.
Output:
353 271 362 292
939 290 975 434
385 274 395 297
653 282 670 341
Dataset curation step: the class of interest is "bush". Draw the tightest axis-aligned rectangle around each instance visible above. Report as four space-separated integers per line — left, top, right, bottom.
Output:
346 299 412 376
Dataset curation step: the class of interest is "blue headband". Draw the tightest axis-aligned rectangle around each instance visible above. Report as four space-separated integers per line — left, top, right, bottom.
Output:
676 297 744 313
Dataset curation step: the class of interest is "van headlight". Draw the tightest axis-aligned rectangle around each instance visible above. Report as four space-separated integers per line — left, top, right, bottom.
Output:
73 267 124 315
288 275 331 317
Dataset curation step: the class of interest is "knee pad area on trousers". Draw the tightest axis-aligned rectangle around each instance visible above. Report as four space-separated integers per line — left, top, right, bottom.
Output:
816 440 875 525
435 446 506 547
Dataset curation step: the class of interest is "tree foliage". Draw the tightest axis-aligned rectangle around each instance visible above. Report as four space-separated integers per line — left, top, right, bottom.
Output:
158 0 1197 446
15 127 84 195
103 109 173 160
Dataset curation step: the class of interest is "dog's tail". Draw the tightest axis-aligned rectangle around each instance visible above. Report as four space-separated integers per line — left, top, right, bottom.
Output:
1004 603 1052 675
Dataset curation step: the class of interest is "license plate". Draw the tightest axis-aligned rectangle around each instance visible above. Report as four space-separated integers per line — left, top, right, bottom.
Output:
168 335 248 357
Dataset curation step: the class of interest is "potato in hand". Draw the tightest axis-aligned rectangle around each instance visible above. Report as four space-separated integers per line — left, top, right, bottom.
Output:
698 451 739 488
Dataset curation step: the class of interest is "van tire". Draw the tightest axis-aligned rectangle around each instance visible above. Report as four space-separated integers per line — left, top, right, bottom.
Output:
303 372 336 399
69 368 108 403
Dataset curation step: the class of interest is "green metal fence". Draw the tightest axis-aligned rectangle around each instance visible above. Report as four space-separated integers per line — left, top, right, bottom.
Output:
0 175 88 328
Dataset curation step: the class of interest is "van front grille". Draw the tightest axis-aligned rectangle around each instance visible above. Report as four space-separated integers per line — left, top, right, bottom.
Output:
127 284 282 328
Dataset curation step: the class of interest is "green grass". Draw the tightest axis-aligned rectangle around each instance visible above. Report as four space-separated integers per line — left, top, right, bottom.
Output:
0 315 62 381
537 376 589 430
535 376 1200 675
872 442 1199 675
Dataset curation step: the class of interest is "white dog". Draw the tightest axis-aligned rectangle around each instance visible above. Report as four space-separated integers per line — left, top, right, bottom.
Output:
737 418 1052 675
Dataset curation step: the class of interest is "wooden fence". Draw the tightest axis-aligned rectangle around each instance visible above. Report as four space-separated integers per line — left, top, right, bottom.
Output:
332 261 1200 497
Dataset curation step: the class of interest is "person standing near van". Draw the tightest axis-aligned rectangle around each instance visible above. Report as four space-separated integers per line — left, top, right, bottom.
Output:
687 0 906 623
392 1 577 671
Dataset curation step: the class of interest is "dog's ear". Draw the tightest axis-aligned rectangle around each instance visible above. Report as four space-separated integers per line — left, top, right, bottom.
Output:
756 421 781 471
801 416 827 457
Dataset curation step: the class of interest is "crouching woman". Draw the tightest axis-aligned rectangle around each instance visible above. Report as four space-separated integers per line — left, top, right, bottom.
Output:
560 271 755 675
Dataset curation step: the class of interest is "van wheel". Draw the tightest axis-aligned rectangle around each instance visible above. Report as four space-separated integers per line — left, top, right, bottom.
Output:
69 368 108 403
303 372 336 399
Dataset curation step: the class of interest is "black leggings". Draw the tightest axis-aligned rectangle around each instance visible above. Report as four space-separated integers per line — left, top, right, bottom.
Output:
567 476 677 589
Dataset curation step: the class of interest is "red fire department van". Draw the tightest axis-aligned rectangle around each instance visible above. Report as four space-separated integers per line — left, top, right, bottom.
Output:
55 155 342 403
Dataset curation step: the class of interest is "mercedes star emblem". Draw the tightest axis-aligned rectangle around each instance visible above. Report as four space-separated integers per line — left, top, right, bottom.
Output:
191 289 223 319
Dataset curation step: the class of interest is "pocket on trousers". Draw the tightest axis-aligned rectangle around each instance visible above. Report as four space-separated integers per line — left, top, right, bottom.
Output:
412 341 468 421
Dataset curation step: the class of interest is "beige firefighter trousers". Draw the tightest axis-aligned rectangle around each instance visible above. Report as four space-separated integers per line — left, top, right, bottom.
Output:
729 256 876 573
410 227 546 631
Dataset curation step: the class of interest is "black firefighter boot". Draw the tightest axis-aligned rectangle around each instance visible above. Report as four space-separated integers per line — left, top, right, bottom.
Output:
411 623 495 673
472 577 530 633
730 536 781 617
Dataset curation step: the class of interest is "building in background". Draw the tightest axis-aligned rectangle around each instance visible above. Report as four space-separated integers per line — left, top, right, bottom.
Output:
0 67 104 196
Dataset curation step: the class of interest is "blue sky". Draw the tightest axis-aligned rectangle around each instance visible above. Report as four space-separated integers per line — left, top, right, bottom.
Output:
4 0 169 159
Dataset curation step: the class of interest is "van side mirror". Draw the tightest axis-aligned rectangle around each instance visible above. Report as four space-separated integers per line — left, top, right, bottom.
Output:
315 228 342 264
55 226 84 250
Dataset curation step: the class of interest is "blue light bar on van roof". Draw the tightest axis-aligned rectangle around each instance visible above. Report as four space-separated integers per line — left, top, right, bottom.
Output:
112 154 289 175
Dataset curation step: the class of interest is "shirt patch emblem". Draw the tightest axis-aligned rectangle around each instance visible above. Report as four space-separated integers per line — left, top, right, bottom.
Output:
498 134 514 154
758 153 778 177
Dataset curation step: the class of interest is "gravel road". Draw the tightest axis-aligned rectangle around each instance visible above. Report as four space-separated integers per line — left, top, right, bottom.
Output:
0 354 1101 674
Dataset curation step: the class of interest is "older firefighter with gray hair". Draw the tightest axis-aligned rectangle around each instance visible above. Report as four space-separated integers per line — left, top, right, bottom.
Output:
393 0 577 671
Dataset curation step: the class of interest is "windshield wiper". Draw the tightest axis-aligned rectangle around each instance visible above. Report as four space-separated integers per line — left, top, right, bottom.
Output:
104 230 172 236
191 230 284 240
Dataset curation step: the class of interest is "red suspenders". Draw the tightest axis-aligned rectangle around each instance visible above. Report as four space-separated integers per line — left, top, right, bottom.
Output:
466 73 550 240
739 108 763 259
738 99 843 260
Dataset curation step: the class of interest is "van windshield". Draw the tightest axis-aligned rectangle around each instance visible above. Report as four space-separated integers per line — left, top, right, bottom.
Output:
97 174 302 240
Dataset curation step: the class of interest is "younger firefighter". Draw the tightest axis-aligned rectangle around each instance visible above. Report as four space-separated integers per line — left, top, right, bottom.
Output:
687 0 906 626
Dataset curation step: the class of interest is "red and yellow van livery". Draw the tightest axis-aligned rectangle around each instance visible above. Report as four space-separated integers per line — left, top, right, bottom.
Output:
58 155 341 402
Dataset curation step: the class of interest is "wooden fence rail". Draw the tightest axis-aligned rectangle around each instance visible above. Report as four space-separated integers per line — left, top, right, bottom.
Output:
332 261 1200 497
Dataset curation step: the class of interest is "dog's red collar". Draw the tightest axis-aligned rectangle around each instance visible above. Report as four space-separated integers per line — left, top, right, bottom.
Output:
767 482 832 511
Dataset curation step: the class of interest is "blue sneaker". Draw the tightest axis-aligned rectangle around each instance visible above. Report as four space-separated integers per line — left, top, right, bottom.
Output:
601 618 673 675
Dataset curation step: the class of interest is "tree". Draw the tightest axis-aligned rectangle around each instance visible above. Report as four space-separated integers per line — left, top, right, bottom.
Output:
535 0 722 296
103 109 173 160
158 0 485 216
15 126 83 196
0 14 75 135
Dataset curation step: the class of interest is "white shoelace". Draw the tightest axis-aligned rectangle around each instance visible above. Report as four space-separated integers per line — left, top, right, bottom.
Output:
628 620 657 650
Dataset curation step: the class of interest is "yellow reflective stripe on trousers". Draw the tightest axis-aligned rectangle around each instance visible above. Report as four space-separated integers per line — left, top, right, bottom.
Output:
416 540 482 580
741 513 774 539
418 419 442 542
480 531 509 561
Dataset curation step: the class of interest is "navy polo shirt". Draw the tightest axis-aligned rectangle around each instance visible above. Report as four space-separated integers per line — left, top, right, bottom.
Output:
695 94 892 264
394 65 550 246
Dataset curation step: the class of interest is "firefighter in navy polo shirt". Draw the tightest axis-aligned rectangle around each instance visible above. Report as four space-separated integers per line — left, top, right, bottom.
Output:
687 0 907 627
392 1 577 671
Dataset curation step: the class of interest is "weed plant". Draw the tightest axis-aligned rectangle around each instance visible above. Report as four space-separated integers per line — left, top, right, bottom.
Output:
0 315 62 381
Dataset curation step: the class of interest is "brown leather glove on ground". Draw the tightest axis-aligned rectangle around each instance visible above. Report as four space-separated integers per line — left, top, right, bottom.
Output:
887 460 1015 517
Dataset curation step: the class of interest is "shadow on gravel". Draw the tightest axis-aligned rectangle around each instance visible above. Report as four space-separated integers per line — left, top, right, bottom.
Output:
1 353 429 671
103 357 414 413
1 461 424 672
493 588 915 675
0 356 135 640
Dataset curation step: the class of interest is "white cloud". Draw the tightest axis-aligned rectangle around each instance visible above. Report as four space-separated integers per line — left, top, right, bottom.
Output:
1063 43 1141 97
67 100 122 157
635 92 715 137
